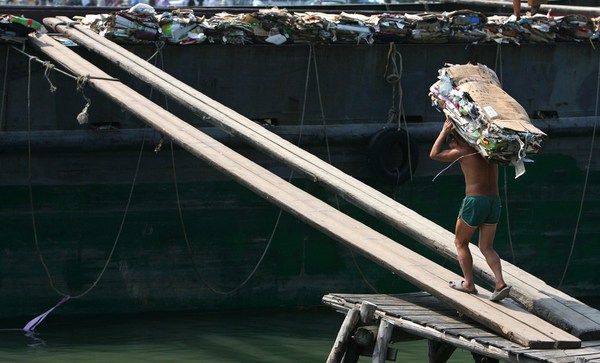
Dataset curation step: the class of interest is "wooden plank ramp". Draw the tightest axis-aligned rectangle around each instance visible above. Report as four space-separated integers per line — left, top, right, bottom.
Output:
41 16 600 340
324 293 600 363
27 32 580 350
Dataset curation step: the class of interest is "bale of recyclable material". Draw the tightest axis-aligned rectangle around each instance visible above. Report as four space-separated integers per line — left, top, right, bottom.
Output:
429 63 546 177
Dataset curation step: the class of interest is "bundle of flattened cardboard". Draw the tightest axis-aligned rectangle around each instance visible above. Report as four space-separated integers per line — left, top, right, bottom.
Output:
429 63 546 178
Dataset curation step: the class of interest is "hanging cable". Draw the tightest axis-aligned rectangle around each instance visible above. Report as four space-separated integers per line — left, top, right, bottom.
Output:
306 44 378 293
23 46 143 303
150 40 275 295
492 44 517 264
503 166 516 263
0 46 10 131
558 51 599 287
431 152 479 182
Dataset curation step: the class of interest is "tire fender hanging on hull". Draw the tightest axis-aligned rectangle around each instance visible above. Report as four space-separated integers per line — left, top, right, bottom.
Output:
366 128 419 184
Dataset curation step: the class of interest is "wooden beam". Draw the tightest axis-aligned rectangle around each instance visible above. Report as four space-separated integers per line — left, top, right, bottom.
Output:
328 308 361 363
40 17 600 340
373 319 394 363
428 340 457 363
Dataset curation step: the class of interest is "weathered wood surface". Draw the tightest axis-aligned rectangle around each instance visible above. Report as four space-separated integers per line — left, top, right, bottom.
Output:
325 293 600 363
327 308 361 363
28 32 580 349
41 16 600 340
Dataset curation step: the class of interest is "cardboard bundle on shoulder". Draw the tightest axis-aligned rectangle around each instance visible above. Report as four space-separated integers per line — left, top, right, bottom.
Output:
429 63 546 177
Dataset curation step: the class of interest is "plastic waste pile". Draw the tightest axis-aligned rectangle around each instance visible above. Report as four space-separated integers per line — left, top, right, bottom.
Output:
79 5 600 45
0 14 45 43
429 63 546 177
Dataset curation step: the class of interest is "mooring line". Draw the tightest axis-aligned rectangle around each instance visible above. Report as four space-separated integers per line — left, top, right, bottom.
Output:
0 46 10 131
558 50 600 287
19 46 144 329
493 43 517 264
385 42 414 184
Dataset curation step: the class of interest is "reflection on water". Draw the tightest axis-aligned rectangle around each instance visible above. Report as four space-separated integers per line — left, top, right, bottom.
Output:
0 309 473 362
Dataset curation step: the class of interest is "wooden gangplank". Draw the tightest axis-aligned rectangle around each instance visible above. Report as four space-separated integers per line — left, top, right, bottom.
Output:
27 32 580 349
41 16 600 340
324 293 600 363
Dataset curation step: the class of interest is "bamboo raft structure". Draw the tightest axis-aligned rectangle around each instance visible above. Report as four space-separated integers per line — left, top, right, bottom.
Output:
22 15 600 360
323 293 600 363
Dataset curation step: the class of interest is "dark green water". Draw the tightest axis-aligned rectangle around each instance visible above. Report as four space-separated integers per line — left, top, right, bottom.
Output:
0 309 473 362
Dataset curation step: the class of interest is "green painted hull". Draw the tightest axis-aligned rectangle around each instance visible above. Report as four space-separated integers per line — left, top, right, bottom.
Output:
1 32 599 319
1 136 598 319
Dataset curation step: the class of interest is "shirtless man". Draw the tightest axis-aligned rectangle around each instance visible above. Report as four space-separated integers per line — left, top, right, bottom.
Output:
430 119 511 302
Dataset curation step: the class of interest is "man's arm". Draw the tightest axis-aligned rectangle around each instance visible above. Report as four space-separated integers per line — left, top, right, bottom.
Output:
430 119 462 162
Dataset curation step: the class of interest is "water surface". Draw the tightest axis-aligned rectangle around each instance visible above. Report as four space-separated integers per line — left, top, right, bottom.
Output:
0 309 473 362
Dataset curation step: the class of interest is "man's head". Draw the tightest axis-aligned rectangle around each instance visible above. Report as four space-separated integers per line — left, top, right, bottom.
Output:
445 131 459 146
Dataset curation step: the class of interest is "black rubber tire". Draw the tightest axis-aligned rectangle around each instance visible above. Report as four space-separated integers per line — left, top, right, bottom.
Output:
366 128 419 184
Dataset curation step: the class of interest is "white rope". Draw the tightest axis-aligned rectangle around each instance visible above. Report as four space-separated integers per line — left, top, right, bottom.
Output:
431 152 479 182
558 51 599 287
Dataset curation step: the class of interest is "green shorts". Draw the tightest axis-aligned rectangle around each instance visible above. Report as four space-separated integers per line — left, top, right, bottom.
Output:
459 196 502 227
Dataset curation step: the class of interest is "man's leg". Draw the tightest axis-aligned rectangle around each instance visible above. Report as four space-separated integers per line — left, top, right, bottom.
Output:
478 223 507 292
454 217 477 292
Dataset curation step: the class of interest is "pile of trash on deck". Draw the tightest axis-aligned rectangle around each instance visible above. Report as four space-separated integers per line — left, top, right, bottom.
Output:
74 4 600 45
0 14 45 43
429 63 546 177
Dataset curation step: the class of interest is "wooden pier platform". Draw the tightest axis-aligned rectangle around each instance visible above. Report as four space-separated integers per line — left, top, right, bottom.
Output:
324 293 600 363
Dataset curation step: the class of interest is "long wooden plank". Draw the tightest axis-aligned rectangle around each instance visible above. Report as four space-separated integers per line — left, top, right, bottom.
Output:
27 32 579 349
43 16 600 339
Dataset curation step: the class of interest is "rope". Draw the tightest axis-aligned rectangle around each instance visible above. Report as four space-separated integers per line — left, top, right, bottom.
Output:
23 48 144 303
12 45 119 83
76 75 91 124
558 51 600 287
384 42 414 183
146 40 165 63
311 44 335 178
493 44 517 264
14 45 118 126
494 43 504 85
431 152 479 182
503 166 516 263
142 40 269 295
42 61 57 93
310 43 378 293
0 46 10 131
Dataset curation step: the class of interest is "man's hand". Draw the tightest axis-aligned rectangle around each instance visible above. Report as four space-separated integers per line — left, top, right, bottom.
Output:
441 118 454 136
